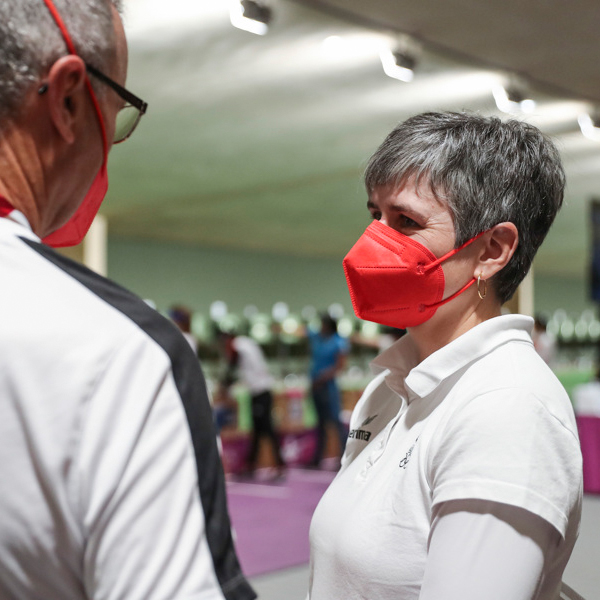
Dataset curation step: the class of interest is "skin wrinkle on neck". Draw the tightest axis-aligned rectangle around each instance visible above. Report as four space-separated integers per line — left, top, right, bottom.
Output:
0 121 47 234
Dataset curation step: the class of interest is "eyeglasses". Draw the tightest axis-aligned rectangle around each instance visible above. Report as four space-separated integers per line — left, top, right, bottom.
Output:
85 63 148 144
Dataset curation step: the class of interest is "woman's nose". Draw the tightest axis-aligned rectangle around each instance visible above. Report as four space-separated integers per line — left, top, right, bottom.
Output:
378 214 390 227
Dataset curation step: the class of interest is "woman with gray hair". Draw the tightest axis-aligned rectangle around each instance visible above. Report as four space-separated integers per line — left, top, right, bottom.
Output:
308 112 582 600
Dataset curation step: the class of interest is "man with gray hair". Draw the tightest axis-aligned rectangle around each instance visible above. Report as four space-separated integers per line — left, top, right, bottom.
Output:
0 2 255 599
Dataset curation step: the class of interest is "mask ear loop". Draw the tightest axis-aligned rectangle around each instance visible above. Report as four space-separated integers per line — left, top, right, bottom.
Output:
422 230 489 310
424 230 488 271
424 277 476 310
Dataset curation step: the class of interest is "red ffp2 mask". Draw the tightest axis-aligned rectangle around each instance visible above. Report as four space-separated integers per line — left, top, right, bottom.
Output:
343 220 484 328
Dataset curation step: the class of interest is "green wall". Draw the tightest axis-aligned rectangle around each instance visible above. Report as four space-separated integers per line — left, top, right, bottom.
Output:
534 272 594 316
108 236 352 315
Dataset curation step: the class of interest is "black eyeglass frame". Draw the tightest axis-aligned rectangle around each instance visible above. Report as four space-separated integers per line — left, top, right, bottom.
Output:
85 63 148 143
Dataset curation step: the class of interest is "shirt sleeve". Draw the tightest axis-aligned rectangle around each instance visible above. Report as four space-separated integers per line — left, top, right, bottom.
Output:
419 500 558 600
428 389 582 538
76 335 246 600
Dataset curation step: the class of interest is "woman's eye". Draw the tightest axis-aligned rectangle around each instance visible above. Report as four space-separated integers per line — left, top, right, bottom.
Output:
368 211 420 228
400 215 419 228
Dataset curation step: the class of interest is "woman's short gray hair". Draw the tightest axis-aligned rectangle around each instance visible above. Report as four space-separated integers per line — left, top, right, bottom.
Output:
0 0 122 124
364 112 565 304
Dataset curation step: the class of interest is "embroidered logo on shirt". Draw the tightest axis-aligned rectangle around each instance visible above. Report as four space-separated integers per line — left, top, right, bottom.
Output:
348 414 378 442
399 437 419 469
360 414 378 427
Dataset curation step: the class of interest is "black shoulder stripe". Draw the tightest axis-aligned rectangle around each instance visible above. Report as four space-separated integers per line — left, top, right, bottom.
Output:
22 239 256 600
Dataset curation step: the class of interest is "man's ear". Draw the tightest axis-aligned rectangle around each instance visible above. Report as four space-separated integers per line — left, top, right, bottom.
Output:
475 222 519 279
43 56 88 145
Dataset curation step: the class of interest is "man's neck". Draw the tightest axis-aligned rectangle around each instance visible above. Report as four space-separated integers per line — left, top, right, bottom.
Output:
0 125 46 234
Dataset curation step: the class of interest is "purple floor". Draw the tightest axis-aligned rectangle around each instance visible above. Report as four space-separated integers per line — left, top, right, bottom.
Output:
227 468 336 577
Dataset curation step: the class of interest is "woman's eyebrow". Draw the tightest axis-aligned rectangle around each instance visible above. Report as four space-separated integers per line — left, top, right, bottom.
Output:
391 203 427 221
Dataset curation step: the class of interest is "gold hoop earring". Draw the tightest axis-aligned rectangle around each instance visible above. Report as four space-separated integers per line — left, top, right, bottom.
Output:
477 273 487 300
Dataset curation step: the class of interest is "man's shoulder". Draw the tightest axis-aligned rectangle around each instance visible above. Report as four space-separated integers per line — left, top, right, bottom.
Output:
3 237 184 361
0 237 206 409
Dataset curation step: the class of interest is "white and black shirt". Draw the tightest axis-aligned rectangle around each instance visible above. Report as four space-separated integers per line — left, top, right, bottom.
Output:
0 214 255 600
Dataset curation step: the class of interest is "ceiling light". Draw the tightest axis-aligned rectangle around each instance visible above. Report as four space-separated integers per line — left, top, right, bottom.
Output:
380 49 416 82
578 111 600 141
492 83 536 114
230 0 272 36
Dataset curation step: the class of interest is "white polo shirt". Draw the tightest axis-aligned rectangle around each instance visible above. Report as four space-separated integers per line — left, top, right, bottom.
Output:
309 315 582 600
0 214 255 600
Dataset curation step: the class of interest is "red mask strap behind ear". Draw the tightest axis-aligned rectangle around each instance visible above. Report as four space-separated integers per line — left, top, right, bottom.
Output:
40 0 108 155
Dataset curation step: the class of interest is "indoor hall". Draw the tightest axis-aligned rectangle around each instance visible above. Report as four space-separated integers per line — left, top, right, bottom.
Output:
22 0 600 598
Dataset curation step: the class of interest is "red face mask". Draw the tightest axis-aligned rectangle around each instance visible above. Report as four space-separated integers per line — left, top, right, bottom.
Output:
343 220 484 329
40 0 109 248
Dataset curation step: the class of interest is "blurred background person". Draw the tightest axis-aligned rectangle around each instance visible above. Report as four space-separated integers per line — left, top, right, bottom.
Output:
221 331 286 480
308 314 350 469
169 304 198 354
212 381 240 436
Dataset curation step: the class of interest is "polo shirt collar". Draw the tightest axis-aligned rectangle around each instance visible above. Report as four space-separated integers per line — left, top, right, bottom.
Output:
7 209 32 231
0 208 38 241
372 314 534 401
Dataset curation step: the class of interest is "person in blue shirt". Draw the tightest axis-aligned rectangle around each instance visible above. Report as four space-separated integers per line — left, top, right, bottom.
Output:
308 314 350 468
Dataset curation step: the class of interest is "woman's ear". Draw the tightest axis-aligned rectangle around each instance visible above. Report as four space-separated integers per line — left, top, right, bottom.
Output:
43 55 88 145
476 222 519 279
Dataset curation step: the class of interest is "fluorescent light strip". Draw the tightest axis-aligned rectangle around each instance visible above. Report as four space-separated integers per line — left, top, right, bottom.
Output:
578 113 600 142
229 1 269 36
380 50 414 82
492 85 536 114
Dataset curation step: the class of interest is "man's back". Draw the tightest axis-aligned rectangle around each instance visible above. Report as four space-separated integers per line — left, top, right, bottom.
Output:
0 215 253 599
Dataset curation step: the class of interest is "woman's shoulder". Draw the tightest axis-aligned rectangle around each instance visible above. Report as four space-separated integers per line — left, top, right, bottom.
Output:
448 342 576 439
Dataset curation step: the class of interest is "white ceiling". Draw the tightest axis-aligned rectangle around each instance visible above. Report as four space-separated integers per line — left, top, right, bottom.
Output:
103 0 600 279
304 0 600 103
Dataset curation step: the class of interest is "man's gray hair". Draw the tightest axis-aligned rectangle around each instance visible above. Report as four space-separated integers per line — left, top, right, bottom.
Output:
364 112 565 304
0 0 122 124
